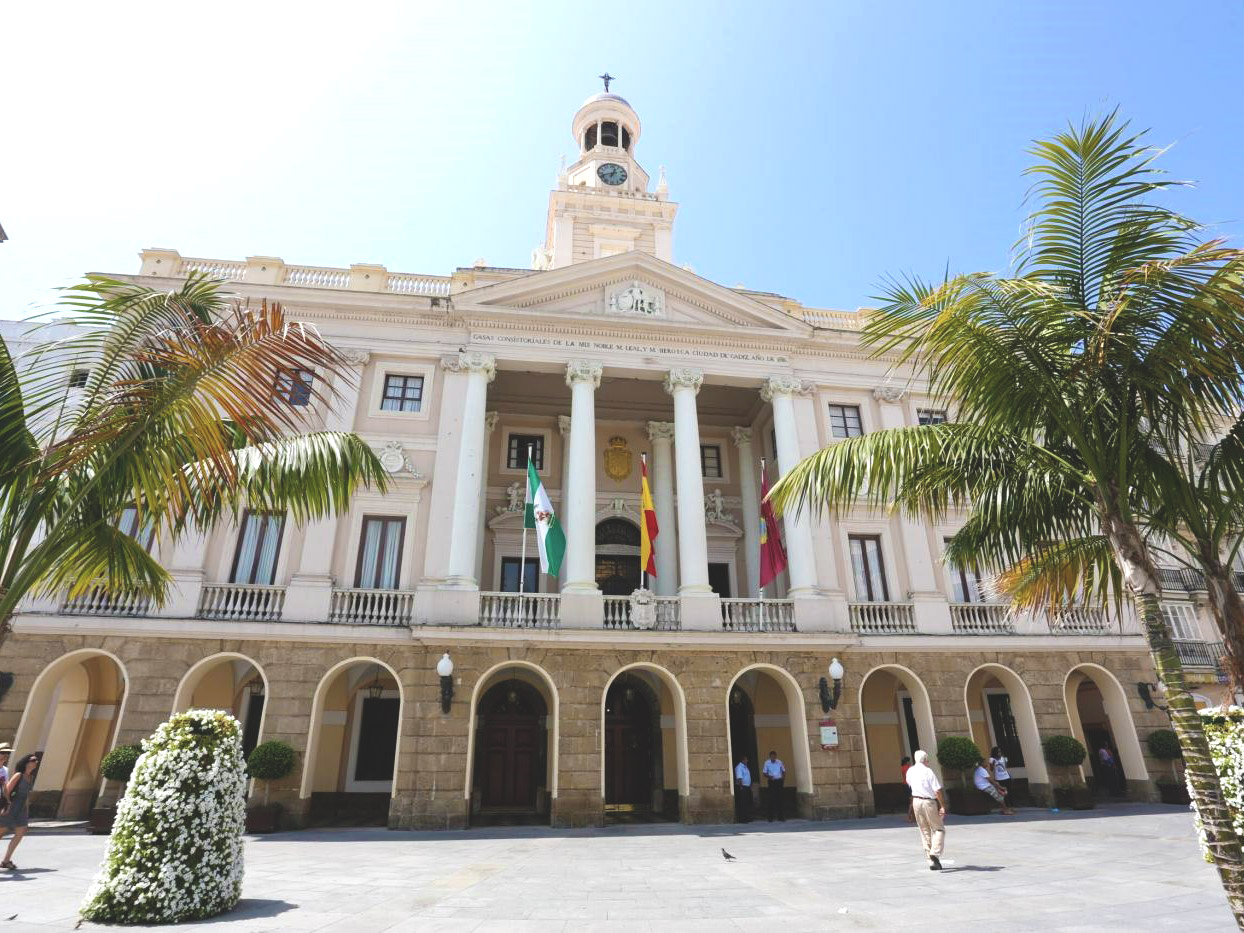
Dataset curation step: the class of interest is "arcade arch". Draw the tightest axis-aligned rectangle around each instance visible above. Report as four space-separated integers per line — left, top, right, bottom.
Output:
858 664 937 812
172 653 268 760
1064 663 1148 796
962 663 1050 800
600 662 689 822
725 664 813 820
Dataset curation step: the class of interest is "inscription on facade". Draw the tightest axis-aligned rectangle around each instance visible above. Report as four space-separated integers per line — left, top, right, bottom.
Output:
472 332 789 365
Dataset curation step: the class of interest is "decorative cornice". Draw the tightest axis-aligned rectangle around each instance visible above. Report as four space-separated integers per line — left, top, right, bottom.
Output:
872 384 907 403
337 349 371 367
484 411 500 433
760 375 812 402
730 426 753 447
647 421 675 442
558 414 572 435
441 350 496 382
663 367 703 395
565 360 603 389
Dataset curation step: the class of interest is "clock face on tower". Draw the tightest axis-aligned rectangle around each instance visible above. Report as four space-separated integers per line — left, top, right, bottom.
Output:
597 163 628 186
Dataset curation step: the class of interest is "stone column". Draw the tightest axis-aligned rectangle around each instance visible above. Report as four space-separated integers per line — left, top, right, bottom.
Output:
646 421 679 596
443 352 496 587
761 376 820 597
562 361 602 595
665 368 721 630
284 352 369 622
557 415 572 592
874 387 953 633
475 412 499 588
732 427 761 598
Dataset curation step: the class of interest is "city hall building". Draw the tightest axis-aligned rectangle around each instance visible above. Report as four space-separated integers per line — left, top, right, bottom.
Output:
0 89 1232 829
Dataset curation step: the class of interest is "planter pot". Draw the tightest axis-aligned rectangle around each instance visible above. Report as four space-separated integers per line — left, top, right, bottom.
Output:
1157 782 1190 806
246 804 281 834
88 808 116 835
947 786 992 816
1054 786 1095 810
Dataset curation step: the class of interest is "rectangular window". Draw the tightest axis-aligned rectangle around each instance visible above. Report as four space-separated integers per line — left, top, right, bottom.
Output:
117 505 156 552
500 557 539 593
355 516 406 590
275 368 314 407
828 404 864 439
918 408 948 426
700 444 723 478
68 369 89 389
986 692 1026 767
1161 603 1199 641
230 511 285 585
945 538 982 602
849 534 890 602
507 434 544 471
380 374 424 413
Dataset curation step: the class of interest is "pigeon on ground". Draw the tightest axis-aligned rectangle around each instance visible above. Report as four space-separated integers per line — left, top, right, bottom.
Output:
721 848 737 861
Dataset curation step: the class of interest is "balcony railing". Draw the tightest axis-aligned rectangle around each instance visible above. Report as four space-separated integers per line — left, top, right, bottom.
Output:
61 588 151 617
849 602 916 635
602 595 681 630
328 588 413 626
720 598 796 633
949 602 1014 634
1048 607 1110 634
1173 639 1226 671
198 584 285 622
479 592 560 628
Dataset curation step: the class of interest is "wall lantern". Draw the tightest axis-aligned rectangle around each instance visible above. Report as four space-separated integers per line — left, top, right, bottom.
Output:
367 663 385 700
819 657 845 712
1137 680 1168 712
247 677 265 696
436 652 455 714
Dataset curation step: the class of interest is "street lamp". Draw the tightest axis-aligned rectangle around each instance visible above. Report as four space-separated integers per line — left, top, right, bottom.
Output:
436 652 454 714
819 657 845 712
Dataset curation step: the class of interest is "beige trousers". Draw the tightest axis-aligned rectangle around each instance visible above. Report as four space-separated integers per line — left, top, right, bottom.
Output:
912 797 945 858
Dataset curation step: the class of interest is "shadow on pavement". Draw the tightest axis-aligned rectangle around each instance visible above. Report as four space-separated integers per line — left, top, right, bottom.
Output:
188 900 297 925
940 865 1006 873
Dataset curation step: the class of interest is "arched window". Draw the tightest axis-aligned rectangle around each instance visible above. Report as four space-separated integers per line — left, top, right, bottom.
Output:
600 121 619 147
621 126 631 151
596 518 640 547
584 125 597 151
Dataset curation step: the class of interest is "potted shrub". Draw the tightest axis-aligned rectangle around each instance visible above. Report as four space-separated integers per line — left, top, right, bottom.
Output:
936 736 990 815
1043 735 1093 809
89 744 142 834
246 740 296 833
1147 729 1188 805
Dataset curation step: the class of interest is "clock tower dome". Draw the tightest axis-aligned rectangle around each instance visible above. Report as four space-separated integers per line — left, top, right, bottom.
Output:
533 80 678 270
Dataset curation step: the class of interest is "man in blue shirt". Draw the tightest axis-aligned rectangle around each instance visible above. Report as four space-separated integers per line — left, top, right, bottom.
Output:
762 751 786 822
734 755 753 823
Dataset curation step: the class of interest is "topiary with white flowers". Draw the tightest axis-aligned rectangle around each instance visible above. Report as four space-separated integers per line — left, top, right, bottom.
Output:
81 709 247 924
1193 706 1244 862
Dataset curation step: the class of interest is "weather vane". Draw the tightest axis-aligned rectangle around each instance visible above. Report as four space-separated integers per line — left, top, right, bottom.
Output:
598 72 614 93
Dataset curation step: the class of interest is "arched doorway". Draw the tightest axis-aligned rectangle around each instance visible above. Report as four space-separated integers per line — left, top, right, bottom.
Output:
596 517 640 595
725 665 814 820
601 664 689 823
12 649 128 819
300 658 402 826
1064 664 1148 798
173 653 267 761
858 664 938 813
963 664 1050 805
466 662 557 826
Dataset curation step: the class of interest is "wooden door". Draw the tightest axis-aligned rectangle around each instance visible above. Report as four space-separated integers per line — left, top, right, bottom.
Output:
482 714 540 808
354 697 399 783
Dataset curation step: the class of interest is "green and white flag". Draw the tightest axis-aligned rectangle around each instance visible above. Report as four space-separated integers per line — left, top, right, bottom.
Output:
525 459 566 576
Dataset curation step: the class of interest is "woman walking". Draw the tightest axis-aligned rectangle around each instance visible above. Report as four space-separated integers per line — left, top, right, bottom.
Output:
1 752 42 871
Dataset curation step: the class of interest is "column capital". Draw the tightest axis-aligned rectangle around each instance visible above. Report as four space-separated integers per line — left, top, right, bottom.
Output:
730 426 753 447
337 348 371 367
663 367 703 395
760 375 811 402
872 384 907 403
558 414 572 435
441 351 497 382
565 360 603 389
484 411 500 433
647 420 676 442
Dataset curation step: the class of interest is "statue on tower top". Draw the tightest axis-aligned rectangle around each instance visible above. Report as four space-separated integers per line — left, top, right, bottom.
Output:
598 72 615 93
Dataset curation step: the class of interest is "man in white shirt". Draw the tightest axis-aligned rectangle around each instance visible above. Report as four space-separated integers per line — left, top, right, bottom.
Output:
904 749 946 870
734 755 753 823
761 751 786 822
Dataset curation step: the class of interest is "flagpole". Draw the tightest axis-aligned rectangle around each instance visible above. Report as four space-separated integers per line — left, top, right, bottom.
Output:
758 458 765 604
640 452 647 591
519 444 531 596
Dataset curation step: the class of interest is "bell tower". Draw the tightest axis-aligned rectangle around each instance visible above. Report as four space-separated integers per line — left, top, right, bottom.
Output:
533 78 678 270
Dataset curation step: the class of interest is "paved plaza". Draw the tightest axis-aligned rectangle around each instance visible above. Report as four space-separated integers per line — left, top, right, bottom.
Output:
0 804 1234 931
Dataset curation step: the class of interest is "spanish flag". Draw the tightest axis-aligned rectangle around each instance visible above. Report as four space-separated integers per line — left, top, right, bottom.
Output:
640 455 659 578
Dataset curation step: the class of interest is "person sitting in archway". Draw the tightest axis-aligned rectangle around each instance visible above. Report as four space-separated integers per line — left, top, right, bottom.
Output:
973 757 1015 815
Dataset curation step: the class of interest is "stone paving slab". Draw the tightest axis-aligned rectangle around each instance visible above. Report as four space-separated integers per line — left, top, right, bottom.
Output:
0 804 1235 931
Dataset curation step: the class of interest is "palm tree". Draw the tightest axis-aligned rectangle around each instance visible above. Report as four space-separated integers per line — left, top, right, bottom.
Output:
0 275 388 640
768 114 1244 922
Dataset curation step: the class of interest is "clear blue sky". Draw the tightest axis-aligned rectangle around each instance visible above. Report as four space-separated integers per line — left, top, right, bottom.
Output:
4 0 1242 315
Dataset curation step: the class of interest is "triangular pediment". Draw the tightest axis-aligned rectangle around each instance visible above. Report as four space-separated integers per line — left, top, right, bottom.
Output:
455 252 811 335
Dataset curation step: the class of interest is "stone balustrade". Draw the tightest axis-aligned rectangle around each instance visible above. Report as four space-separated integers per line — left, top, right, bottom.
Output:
479 592 560 629
720 598 795 633
197 584 285 622
849 602 917 635
949 602 1014 634
61 588 151 618
328 588 414 626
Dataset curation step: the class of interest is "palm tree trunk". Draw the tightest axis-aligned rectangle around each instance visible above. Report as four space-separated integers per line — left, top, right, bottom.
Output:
1108 517 1244 926
1198 552 1244 692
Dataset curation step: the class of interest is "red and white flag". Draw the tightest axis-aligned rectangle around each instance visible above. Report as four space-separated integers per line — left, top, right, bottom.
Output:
758 459 788 589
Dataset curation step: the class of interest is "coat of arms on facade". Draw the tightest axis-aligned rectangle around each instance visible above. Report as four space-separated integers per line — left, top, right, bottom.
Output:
608 282 663 316
603 435 633 482
629 587 657 630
